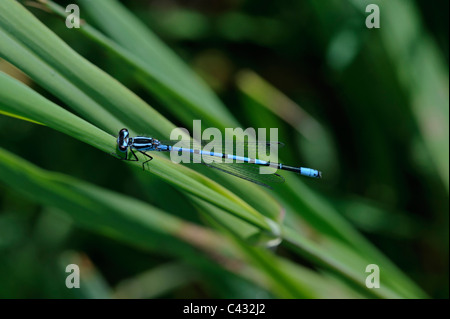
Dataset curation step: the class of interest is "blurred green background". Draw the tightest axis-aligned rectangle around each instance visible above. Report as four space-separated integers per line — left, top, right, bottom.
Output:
0 0 448 298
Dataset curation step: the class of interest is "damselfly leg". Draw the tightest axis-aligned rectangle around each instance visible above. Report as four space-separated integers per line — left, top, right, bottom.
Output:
139 151 154 171
111 148 153 171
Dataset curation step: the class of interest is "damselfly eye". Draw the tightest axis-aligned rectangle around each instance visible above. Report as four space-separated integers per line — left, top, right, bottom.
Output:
119 128 129 138
118 144 128 152
117 128 129 152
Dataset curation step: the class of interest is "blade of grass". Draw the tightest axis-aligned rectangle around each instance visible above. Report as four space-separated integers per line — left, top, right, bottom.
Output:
33 0 237 130
0 71 280 235
282 227 402 298
200 208 366 298
236 70 427 298
76 0 239 129
0 73 402 297
279 169 427 298
0 146 365 298
0 27 123 133
1 0 285 224
0 145 274 293
134 172 281 245
196 195 407 298
0 0 172 137
0 110 42 125
0 0 428 300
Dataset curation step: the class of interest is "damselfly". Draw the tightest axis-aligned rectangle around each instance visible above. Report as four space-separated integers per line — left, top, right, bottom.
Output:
114 128 322 188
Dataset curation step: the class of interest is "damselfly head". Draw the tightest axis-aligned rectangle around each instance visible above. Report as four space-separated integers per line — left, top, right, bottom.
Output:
117 128 130 152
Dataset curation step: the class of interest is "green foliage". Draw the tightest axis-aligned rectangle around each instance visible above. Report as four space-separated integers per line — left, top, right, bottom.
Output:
0 0 447 298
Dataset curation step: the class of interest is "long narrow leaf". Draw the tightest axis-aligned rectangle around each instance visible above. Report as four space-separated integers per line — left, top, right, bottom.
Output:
77 0 239 129
0 71 279 234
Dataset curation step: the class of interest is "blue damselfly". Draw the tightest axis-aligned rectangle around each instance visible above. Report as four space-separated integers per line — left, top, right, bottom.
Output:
114 128 321 188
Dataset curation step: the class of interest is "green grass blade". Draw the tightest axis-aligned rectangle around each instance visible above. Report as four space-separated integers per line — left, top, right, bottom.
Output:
0 71 279 235
1 0 284 224
0 146 365 298
0 0 172 137
0 27 123 133
0 73 399 297
0 145 271 288
236 69 427 298
35 0 239 130
199 208 366 298
0 110 42 125
282 227 405 298
76 0 238 129
0 0 433 298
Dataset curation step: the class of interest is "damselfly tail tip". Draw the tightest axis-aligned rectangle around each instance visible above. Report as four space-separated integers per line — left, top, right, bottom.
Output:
300 167 322 179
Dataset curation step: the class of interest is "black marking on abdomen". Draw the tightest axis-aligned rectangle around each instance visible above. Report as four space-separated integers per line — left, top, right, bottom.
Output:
134 144 149 150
